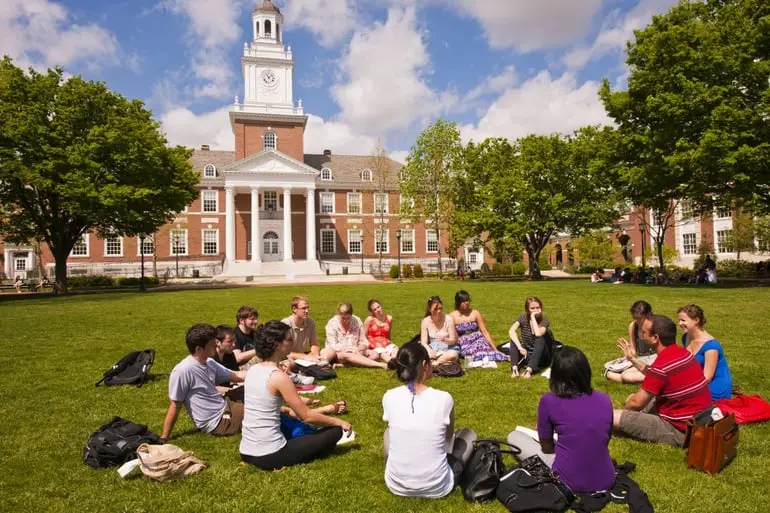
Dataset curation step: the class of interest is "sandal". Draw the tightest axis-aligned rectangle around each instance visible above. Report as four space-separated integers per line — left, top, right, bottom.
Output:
521 368 533 380
511 365 520 378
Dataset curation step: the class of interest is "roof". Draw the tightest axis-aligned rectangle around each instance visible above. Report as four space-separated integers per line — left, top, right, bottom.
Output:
304 153 403 190
191 150 235 185
253 0 281 14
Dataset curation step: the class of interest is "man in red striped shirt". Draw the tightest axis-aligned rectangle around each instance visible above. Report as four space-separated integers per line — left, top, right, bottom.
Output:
613 314 712 446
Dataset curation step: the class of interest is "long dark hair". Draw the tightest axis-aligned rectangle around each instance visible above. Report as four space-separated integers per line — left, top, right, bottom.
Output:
388 337 430 413
253 320 291 360
424 296 443 318
630 300 653 319
454 290 471 309
549 346 593 399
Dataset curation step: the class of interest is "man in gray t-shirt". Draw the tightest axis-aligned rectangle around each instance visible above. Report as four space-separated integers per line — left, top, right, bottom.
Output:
160 324 246 442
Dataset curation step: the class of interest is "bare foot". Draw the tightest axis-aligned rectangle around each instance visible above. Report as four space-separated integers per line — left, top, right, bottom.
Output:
521 368 533 380
317 401 348 415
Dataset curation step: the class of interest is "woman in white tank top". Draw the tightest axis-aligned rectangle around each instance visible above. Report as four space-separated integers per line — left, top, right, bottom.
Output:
240 320 351 470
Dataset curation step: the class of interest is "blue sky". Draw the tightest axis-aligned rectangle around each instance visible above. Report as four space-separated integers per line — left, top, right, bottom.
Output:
1 0 679 161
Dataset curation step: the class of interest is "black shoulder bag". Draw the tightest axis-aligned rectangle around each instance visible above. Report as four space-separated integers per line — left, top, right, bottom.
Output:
496 455 575 513
459 439 521 502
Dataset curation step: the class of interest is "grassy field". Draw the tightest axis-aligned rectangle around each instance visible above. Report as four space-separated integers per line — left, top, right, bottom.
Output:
1 280 769 513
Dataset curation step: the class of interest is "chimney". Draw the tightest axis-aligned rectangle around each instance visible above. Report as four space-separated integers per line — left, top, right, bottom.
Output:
322 149 332 156
201 144 210 151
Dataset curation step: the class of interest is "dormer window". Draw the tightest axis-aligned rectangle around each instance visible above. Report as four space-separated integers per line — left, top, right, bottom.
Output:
321 167 332 181
361 169 372 181
263 131 277 150
204 164 216 178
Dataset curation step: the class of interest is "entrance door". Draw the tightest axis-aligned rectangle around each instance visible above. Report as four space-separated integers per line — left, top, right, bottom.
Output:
14 255 28 279
262 231 281 261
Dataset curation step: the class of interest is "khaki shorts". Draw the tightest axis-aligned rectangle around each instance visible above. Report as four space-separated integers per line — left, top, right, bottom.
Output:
212 396 244 436
618 410 685 447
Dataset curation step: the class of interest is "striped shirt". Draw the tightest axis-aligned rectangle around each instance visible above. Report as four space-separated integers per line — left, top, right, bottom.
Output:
642 344 712 431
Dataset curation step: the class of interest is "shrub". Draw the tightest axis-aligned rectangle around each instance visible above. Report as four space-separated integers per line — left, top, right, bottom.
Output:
717 259 756 278
480 262 490 274
115 276 159 287
538 256 552 271
511 262 527 276
413 264 424 278
563 264 579 274
500 263 513 276
576 265 599 274
389 265 399 279
492 263 504 276
402 264 413 279
68 275 115 288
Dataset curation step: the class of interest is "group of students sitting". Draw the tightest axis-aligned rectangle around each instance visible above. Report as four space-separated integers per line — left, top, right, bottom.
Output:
157 292 736 500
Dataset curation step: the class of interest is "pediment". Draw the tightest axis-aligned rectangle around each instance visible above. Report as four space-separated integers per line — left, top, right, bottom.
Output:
221 149 318 176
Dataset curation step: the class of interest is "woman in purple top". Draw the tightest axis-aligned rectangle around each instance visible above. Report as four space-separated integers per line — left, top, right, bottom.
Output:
507 346 616 493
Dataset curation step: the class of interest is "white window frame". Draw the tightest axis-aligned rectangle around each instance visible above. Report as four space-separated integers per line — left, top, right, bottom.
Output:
361 169 372 182
263 231 280 255
682 233 697 255
716 229 732 254
715 205 732 219
347 192 362 214
263 190 278 212
320 229 336 254
201 190 218 213
203 164 216 178
137 234 155 256
375 229 389 254
321 167 332 181
374 192 389 214
320 192 335 213
400 229 415 254
71 233 89 257
202 229 219 255
347 229 362 254
679 200 695 221
469 252 478 264
170 229 189 256
263 131 277 150
426 229 439 253
104 236 123 257
15 258 27 272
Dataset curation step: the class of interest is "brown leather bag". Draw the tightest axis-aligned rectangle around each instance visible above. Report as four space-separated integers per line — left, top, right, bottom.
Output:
683 411 738 475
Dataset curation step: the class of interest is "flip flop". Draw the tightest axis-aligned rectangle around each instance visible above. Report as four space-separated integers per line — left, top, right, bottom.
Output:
521 368 533 380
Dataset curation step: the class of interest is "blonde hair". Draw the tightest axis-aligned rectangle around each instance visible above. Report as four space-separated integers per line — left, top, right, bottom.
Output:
291 295 309 310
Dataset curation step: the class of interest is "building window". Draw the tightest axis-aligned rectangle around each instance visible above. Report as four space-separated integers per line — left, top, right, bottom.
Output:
263 190 278 212
375 229 389 254
716 205 732 219
348 230 362 254
264 131 277 150
15 258 27 272
202 190 218 213
400 229 415 254
320 229 335 254
71 233 89 257
682 233 697 255
716 229 732 253
469 252 478 264
426 229 439 253
321 168 332 181
265 19 272 37
104 237 123 257
361 169 372 181
202 229 219 255
171 229 188 256
374 193 389 214
347 192 361 214
203 164 216 178
320 192 335 213
263 231 279 255
138 235 154 256
679 201 695 221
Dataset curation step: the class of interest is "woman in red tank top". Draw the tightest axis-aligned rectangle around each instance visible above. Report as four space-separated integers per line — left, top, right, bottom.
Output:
364 299 398 363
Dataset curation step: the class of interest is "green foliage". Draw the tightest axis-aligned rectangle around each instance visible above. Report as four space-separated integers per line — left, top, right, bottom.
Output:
402 264 413 279
572 230 618 267
0 58 199 293
644 244 680 268
563 264 579 274
492 263 504 276
537 257 552 271
115 276 159 287
693 240 717 271
717 259 759 278
756 216 770 253
511 262 527 276
412 264 424 278
389 265 399 279
727 210 758 259
67 275 115 288
480 262 490 274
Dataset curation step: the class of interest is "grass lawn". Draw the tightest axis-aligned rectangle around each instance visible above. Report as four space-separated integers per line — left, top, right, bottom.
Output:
1 280 769 513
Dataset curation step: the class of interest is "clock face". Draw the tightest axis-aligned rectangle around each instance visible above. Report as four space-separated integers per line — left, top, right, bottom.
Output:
261 69 278 88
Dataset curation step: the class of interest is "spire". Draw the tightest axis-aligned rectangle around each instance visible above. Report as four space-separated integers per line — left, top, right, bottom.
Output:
253 0 281 14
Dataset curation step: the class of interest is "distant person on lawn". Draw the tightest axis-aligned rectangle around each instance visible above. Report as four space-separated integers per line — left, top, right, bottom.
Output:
323 302 387 369
233 305 259 366
613 315 712 447
605 301 656 384
161 323 247 442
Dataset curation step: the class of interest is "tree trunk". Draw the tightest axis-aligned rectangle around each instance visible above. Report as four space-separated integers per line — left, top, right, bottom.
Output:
655 236 667 277
52 249 69 295
435 224 443 277
526 245 543 280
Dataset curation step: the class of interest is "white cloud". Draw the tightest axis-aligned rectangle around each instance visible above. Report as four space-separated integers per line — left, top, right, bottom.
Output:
0 0 119 70
159 104 234 150
563 0 680 70
440 0 604 52
331 6 451 134
281 0 357 48
158 0 245 99
464 65 517 103
304 114 377 154
459 71 611 143
389 150 409 164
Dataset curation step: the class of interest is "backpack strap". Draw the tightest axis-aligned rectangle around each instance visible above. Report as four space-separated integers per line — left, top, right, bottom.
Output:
95 351 141 387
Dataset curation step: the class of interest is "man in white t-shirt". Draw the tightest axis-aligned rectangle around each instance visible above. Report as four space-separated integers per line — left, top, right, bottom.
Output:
160 323 246 442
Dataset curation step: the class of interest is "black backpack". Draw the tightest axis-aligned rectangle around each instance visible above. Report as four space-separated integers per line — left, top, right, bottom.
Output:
96 349 155 387
496 455 574 512
83 416 161 468
460 439 520 502
296 362 337 380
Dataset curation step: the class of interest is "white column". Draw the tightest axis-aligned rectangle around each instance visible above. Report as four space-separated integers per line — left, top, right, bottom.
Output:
251 186 260 263
283 187 293 261
3 249 10 278
306 188 316 260
225 186 235 262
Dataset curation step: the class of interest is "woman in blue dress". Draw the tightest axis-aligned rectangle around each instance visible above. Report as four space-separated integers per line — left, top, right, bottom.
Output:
449 290 509 364
677 304 733 400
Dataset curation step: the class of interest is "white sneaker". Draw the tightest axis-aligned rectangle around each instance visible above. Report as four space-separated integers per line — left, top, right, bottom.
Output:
291 373 315 385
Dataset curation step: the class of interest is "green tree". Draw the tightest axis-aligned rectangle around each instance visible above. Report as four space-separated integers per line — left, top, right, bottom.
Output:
600 0 770 216
571 230 618 267
400 119 463 276
456 127 620 279
725 209 756 259
755 216 770 253
0 58 198 293
644 243 680 269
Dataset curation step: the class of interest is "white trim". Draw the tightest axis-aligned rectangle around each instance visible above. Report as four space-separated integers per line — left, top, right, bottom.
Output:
425 229 439 253
320 192 335 213
170 229 189 256
347 229 362 254
716 229 732 254
202 228 219 255
71 233 90 257
346 192 362 214
320 228 336 254
681 232 697 255
201 189 219 213
400 229 416 254
361 168 372 182
374 192 389 214
104 236 123 257
321 167 332 181
203 164 217 178
137 234 155 257
375 228 389 254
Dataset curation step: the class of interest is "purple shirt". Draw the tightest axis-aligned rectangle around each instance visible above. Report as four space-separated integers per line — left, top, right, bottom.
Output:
537 391 615 493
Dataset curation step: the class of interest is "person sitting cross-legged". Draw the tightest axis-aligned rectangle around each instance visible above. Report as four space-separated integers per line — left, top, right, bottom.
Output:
282 295 324 364
322 302 387 369
605 300 656 385
613 315 712 447
420 296 461 366
508 296 555 379
363 298 399 364
233 305 259 367
160 323 247 442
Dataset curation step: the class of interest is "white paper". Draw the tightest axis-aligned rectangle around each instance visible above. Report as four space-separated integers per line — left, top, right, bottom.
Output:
117 458 142 478
297 385 326 394
294 359 315 367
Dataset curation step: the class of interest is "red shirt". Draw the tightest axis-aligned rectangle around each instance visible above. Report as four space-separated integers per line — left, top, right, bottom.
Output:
642 344 712 431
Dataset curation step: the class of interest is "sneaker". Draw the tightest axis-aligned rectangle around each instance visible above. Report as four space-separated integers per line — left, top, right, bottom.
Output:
291 373 315 385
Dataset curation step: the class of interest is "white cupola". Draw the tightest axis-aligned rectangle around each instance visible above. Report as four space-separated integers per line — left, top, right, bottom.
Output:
252 0 283 43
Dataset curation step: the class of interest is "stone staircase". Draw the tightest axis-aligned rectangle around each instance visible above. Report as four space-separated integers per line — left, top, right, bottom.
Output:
219 259 324 278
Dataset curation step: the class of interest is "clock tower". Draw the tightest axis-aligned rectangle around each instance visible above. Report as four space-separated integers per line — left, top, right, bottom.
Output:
231 0 307 161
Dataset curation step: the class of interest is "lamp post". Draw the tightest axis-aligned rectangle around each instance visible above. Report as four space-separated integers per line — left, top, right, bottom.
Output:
639 220 647 272
360 231 365 274
173 231 181 277
139 233 147 291
396 229 402 282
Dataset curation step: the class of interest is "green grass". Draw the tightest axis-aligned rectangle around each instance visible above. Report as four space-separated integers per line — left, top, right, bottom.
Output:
1 281 769 513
